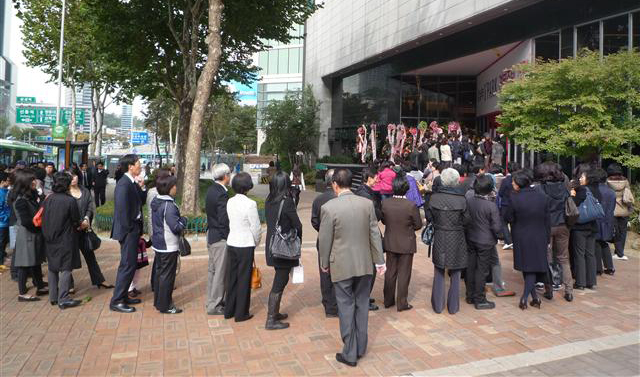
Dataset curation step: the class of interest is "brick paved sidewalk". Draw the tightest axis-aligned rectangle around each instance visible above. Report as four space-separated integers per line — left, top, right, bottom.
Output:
1 191 639 376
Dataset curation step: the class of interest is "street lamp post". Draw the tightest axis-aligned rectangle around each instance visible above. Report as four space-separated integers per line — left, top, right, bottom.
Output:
55 0 69 167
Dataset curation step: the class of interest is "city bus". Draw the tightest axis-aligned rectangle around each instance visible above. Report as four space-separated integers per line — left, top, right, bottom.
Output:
0 139 45 165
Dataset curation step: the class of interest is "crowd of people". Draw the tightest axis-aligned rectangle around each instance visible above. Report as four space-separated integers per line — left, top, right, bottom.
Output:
0 147 635 367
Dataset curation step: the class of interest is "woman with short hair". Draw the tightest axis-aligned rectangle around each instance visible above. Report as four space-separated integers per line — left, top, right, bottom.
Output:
571 168 599 290
505 169 551 310
264 171 302 329
225 172 261 322
150 173 186 314
42 172 82 309
606 163 635 261
426 168 470 314
382 174 422 311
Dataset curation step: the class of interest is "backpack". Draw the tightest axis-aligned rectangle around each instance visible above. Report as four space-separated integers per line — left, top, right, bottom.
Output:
463 145 473 162
576 188 605 224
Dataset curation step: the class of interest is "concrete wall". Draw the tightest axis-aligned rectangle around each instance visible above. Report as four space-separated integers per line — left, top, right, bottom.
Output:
305 0 523 156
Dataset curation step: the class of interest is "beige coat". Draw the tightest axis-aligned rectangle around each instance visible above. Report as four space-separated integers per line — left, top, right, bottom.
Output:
607 178 634 217
318 191 384 283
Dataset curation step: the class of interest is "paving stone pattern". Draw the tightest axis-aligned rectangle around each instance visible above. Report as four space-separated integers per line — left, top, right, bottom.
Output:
1 191 639 376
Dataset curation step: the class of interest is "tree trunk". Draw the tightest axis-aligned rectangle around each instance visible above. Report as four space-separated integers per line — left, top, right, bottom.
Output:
180 0 224 216
175 100 191 194
90 87 100 156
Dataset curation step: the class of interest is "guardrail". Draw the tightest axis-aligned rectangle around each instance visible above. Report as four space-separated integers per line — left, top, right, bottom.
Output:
94 209 266 234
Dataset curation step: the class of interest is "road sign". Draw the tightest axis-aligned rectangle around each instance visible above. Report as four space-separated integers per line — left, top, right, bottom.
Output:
131 131 149 145
52 124 68 139
16 107 85 126
17 96 36 104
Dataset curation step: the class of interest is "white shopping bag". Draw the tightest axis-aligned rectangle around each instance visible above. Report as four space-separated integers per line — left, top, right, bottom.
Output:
291 264 304 284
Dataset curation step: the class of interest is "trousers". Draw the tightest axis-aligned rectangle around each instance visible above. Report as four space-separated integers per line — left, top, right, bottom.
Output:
465 244 494 303
613 216 628 257
48 269 72 303
17 266 44 295
334 275 372 363
94 186 106 207
595 240 614 273
431 267 461 314
110 224 141 305
153 251 178 312
549 225 573 294
571 229 596 288
383 252 413 309
224 246 254 321
80 244 106 286
206 240 228 312
499 207 513 245
317 250 337 314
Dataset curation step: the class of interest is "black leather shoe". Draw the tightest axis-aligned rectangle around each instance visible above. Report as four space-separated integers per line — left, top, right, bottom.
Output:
398 304 413 312
110 303 136 313
58 299 81 309
604 269 615 276
564 293 574 302
50 301 58 306
275 313 288 320
36 289 49 296
519 299 527 310
18 296 40 302
234 314 253 322
124 298 142 305
474 300 496 310
325 312 338 318
573 284 585 290
465 297 474 305
207 308 225 315
369 298 375 304
161 306 183 314
336 353 357 367
369 303 379 311
129 288 141 297
530 298 542 309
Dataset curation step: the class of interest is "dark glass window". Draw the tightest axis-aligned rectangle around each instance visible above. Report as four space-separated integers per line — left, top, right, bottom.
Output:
633 12 639 49
561 28 573 58
535 32 560 61
576 22 600 53
603 15 629 55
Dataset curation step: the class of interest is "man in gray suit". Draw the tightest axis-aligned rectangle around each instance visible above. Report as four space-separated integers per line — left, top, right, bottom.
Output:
318 168 386 367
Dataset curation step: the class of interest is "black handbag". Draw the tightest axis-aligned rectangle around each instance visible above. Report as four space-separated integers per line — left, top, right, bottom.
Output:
178 234 191 257
85 229 101 251
421 223 434 258
269 200 301 260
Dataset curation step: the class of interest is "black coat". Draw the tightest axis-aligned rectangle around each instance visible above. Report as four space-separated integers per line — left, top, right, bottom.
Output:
265 197 301 268
205 182 230 244
596 183 616 242
539 181 569 227
465 193 502 249
93 169 109 188
42 193 81 272
74 186 95 258
111 176 147 241
79 170 93 190
426 188 470 270
311 190 336 232
505 187 550 273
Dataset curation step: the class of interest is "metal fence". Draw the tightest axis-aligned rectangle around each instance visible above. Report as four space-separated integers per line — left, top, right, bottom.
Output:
94 209 266 234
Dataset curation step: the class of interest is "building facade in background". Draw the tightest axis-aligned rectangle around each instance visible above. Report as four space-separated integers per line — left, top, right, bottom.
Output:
305 0 639 172
255 24 305 155
0 0 17 127
120 104 133 137
65 84 92 134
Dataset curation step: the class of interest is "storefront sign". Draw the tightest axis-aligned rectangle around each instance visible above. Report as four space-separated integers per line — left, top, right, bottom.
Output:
476 40 532 117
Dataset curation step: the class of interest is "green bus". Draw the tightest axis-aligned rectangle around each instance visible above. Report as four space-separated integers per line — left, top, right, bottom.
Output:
0 139 45 165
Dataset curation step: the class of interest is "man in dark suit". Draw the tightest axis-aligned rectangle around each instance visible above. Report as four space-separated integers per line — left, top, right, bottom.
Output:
318 168 386 367
79 163 93 190
93 161 109 207
109 154 147 313
205 163 231 315
311 169 337 317
352 168 382 311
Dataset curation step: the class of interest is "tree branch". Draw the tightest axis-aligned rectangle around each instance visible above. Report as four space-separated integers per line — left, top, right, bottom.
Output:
167 0 187 56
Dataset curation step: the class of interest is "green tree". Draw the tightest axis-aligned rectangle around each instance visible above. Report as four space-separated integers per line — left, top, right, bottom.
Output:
201 94 257 155
263 85 320 165
88 0 318 214
498 50 640 168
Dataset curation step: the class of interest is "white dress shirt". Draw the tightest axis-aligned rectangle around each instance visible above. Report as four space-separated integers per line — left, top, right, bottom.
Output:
226 194 262 248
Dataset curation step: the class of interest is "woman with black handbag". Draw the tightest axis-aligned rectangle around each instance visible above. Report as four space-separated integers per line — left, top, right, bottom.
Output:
264 171 302 330
68 170 113 290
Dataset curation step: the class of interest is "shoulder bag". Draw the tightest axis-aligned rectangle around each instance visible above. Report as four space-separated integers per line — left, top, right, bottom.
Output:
421 222 434 258
269 200 301 260
576 187 605 224
251 261 262 289
85 229 102 251
32 194 50 227
564 197 580 227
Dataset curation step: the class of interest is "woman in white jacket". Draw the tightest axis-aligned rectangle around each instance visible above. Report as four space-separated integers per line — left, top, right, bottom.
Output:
225 172 261 322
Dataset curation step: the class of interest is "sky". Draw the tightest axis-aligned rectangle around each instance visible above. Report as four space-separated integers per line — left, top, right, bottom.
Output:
8 5 145 117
